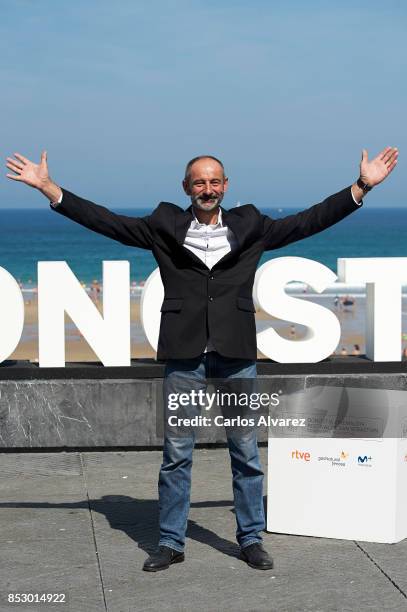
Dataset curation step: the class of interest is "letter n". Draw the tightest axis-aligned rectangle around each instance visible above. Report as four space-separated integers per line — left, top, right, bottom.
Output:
38 261 130 367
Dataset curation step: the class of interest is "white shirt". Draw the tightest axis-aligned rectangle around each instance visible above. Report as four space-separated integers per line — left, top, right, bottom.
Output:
183 207 237 269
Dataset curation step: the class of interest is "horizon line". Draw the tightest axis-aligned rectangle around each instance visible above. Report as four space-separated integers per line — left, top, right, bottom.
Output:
0 205 406 212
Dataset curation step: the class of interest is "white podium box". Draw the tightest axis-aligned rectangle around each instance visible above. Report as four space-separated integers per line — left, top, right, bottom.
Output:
266 386 407 543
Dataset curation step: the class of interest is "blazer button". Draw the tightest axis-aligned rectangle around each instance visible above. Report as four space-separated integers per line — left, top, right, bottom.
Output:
209 275 214 280
208 296 213 301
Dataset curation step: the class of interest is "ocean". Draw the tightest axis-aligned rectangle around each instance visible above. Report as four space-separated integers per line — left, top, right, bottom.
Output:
1 206 406 286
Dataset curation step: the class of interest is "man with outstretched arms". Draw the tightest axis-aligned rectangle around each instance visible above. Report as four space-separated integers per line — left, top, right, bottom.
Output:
6 147 398 571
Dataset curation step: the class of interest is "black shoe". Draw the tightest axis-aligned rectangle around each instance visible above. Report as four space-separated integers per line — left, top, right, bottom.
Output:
142 545 185 572
240 543 274 570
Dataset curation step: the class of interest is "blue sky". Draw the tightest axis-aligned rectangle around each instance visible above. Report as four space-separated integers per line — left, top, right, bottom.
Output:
1 0 405 208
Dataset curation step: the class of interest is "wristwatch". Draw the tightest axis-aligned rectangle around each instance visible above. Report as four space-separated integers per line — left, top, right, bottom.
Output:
357 177 373 193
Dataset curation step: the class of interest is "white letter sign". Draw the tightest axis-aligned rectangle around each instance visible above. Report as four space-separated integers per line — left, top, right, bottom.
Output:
338 258 407 361
253 257 340 362
38 261 130 367
0 267 24 363
139 267 164 352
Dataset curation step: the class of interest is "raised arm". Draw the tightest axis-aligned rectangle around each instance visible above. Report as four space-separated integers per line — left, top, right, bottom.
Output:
6 151 154 250
261 146 398 251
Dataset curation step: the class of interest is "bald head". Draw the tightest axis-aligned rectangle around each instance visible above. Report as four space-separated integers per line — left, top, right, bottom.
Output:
184 155 225 183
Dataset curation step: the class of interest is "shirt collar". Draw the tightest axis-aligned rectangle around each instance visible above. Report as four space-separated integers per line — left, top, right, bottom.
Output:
191 206 223 228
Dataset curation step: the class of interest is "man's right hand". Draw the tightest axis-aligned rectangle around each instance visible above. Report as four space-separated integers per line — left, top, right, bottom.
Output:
6 150 62 203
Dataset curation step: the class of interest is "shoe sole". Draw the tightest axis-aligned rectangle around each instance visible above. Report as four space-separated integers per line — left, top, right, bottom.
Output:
239 553 273 570
143 554 185 572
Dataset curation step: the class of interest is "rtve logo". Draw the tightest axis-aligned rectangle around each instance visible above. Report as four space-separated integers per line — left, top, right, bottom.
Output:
291 450 311 462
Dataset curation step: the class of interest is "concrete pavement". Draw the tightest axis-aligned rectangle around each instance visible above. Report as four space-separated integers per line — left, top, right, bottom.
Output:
0 448 406 612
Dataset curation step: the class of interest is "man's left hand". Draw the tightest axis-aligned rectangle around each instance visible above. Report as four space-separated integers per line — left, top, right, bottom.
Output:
360 146 398 187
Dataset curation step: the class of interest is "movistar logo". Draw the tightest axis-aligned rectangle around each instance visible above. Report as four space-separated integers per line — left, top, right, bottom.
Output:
358 455 372 464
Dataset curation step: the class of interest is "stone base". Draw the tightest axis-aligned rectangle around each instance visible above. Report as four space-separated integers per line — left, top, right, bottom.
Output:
0 358 406 448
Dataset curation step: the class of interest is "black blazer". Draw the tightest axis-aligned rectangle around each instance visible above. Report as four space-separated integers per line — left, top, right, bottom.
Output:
52 186 361 360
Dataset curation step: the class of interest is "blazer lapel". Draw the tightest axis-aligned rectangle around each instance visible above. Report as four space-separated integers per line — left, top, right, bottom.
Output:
219 207 245 249
211 207 247 269
175 206 193 245
174 206 207 269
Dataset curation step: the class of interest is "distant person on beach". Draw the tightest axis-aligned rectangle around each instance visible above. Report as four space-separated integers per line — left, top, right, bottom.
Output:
6 146 398 573
352 344 360 356
90 279 101 303
342 295 355 310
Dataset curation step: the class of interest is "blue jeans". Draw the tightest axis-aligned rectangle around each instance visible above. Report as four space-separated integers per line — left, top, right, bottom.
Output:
158 351 265 552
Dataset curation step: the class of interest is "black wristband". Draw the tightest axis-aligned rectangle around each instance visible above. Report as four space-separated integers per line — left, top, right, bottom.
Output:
357 177 373 193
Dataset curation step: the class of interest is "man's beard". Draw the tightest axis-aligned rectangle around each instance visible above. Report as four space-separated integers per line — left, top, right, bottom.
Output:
191 192 224 212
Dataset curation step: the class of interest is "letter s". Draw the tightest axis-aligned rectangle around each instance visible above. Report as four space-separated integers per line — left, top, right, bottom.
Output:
253 257 340 363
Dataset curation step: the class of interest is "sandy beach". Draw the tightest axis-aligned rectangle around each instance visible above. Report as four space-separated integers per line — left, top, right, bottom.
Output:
8 292 376 362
